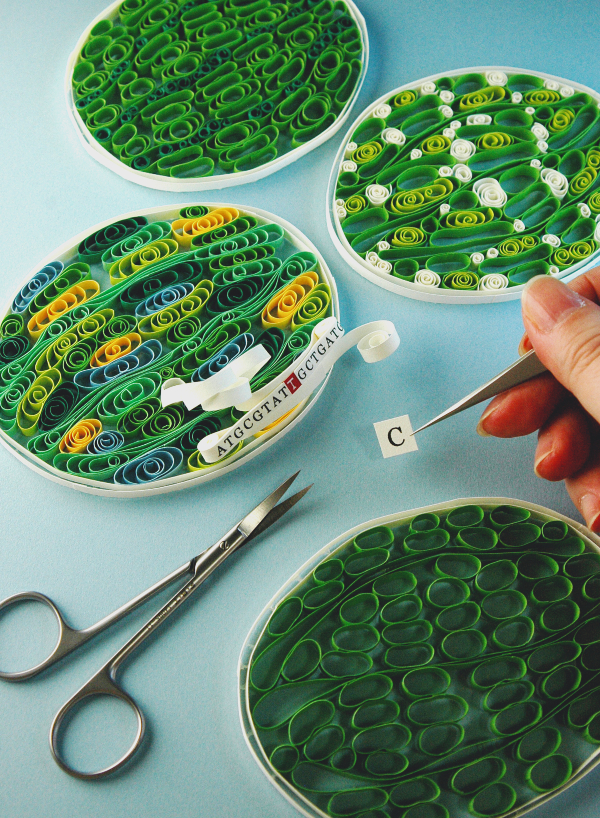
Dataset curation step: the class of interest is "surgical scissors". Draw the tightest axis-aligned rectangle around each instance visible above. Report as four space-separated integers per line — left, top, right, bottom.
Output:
0 471 311 779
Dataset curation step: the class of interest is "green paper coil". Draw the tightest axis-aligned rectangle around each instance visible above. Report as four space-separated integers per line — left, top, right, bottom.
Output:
243 498 600 818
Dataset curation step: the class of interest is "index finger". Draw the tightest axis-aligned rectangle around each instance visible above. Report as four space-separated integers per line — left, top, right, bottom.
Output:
519 265 600 353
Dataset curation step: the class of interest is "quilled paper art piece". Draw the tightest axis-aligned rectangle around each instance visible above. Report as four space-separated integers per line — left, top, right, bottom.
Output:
66 0 367 191
240 498 600 818
0 203 340 496
327 67 600 303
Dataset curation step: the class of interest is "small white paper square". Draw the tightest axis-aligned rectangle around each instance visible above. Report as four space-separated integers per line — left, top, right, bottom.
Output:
374 414 418 458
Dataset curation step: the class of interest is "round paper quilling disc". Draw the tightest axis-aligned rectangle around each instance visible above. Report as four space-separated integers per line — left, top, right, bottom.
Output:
65 0 369 192
0 203 339 497
240 497 600 818
327 66 600 304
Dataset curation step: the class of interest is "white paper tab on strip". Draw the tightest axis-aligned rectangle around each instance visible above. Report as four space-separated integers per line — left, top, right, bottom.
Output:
374 415 418 458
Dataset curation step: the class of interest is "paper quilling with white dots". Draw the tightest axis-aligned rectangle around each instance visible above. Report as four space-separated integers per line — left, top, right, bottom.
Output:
327 67 600 303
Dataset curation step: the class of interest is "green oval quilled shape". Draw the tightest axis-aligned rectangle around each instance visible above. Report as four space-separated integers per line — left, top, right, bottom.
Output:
344 548 390 576
390 777 440 808
328 789 388 817
333 623 380 653
282 640 322 682
402 667 451 699
340 593 379 625
499 522 542 548
490 505 531 528
268 597 303 636
382 619 433 646
469 782 516 817
365 750 408 777
304 581 345 610
409 512 440 532
491 616 535 649
353 723 411 755
314 559 344 584
352 699 400 730
354 526 394 550
339 674 394 708
289 699 335 745
480 589 527 619
426 577 470 608
445 504 484 529
404 529 450 554
517 552 558 580
435 601 481 632
380 594 422 624
450 756 506 795
270 744 299 773
407 694 468 725
483 680 535 712
373 569 417 598
475 559 518 592
526 754 573 792
321 650 373 679
435 553 481 579
418 723 464 756
517 726 562 762
490 701 543 736
248 501 600 818
531 575 573 604
457 527 498 550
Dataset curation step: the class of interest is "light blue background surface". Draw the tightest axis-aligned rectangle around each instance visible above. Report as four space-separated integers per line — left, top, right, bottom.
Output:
2 1 600 816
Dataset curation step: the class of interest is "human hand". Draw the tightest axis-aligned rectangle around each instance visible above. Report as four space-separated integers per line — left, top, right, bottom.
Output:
476 270 600 532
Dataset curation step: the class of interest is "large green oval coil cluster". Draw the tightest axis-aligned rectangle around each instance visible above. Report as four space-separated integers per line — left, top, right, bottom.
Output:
248 502 600 817
71 0 364 179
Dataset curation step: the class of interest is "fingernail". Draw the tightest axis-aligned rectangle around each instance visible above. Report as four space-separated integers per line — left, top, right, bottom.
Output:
517 336 531 356
476 404 497 437
534 448 553 478
522 276 587 334
580 493 600 532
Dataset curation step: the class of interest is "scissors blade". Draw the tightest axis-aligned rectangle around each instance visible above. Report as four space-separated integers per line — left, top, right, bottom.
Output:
412 349 547 435
242 484 313 546
236 470 301 539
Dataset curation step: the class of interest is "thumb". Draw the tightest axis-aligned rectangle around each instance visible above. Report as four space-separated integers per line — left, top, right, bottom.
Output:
521 275 600 423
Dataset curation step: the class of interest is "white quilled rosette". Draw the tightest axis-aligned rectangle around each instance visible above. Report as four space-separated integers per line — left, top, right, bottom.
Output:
541 168 569 199
327 65 600 304
478 273 509 291
0 204 395 496
65 0 369 192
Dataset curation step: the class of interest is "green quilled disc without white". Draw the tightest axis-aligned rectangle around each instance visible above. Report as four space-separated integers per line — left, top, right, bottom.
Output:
66 0 368 191
0 203 338 496
240 498 600 818
327 66 600 303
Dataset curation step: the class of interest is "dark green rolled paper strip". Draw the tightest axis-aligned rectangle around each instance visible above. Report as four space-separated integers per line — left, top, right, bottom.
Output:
245 500 600 818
